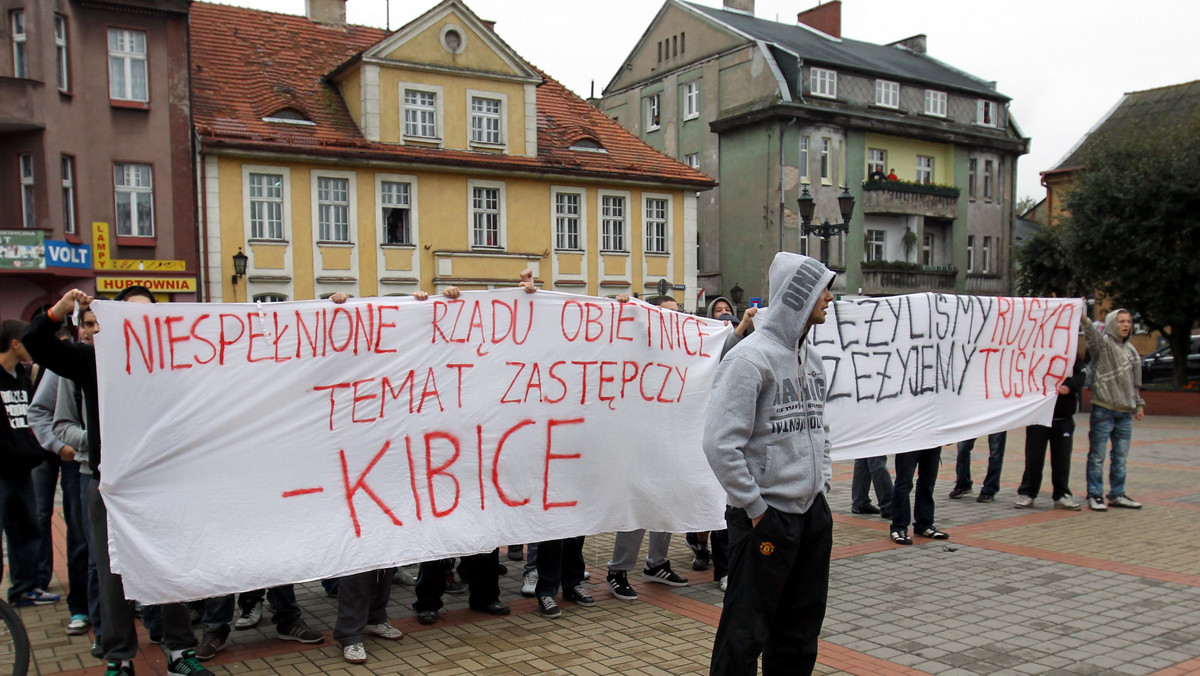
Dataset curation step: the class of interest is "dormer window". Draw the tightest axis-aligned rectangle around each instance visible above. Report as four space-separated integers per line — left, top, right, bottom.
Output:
810 67 837 99
976 99 998 127
569 137 607 153
262 108 315 125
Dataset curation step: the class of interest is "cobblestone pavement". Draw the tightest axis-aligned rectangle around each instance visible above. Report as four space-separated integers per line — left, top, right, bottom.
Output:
16 414 1200 675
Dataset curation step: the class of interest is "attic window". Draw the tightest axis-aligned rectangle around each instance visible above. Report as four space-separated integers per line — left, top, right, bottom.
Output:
569 138 607 153
440 24 467 55
262 109 315 126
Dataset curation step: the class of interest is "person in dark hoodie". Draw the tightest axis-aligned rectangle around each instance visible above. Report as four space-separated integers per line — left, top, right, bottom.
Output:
1081 307 1145 511
702 252 834 676
23 287 214 676
1014 356 1086 510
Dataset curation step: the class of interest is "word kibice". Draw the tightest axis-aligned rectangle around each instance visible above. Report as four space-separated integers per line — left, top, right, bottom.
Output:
91 290 731 604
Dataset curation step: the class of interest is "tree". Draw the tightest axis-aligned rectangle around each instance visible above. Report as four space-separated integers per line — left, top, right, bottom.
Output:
1060 116 1200 388
1015 226 1074 297
1015 195 1040 219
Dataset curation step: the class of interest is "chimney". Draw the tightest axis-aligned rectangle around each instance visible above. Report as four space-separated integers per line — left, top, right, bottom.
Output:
481 19 496 32
797 1 841 39
305 0 346 25
889 34 927 55
723 0 754 14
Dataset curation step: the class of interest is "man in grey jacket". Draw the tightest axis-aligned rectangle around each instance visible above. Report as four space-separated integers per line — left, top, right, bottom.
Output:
1081 307 1145 511
702 252 835 676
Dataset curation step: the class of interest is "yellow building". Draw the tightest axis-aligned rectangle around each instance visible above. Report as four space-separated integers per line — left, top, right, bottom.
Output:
191 0 714 307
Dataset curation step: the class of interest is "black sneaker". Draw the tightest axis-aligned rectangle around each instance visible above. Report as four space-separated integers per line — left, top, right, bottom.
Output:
976 493 995 503
416 610 438 625
537 595 561 619
104 662 135 676
167 649 214 676
445 579 466 594
691 546 711 571
562 585 595 606
948 485 972 499
643 561 688 587
606 571 638 601
277 620 324 644
850 504 881 515
890 529 913 545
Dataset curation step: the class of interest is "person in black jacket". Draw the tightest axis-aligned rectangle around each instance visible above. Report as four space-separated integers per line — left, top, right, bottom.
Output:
0 318 59 608
1014 357 1086 510
23 288 214 676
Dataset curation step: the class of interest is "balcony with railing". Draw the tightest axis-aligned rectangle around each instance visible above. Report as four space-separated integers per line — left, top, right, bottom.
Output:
860 179 960 219
965 274 1005 295
859 262 958 295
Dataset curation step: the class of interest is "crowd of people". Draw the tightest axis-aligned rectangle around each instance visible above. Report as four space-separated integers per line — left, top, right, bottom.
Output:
0 263 1147 675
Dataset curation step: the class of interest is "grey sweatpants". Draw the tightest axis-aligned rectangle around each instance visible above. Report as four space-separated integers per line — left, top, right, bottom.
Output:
333 568 394 646
606 530 671 572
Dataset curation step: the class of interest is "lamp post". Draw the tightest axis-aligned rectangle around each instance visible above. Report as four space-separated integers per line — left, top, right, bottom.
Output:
797 185 855 266
231 248 248 300
729 283 744 307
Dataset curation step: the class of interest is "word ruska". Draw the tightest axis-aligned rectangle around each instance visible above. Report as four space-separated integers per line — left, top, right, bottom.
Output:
282 418 586 537
430 298 715 357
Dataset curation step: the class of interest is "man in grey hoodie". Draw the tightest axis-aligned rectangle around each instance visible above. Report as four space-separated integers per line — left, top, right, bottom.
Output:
1081 307 1145 511
702 252 835 676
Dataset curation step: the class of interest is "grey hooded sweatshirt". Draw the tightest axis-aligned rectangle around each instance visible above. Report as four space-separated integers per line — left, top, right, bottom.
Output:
1081 308 1144 414
702 253 834 519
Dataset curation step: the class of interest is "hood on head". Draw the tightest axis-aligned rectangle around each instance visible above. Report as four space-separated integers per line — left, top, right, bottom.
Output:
1104 308 1131 343
707 296 734 319
758 252 835 347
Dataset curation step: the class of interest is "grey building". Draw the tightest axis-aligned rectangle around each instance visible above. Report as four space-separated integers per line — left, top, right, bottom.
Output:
596 0 1029 303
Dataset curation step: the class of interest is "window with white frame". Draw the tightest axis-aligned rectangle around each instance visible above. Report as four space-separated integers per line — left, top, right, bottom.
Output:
645 93 661 131
820 138 831 183
316 176 350 242
114 163 153 236
471 185 502 248
875 80 899 108
977 99 997 126
983 159 994 199
601 195 626 252
61 156 76 235
865 229 885 262
11 11 26 78
924 89 946 117
404 89 438 138
248 172 284 240
982 236 992 273
108 29 148 102
810 67 837 98
470 96 502 145
867 148 886 177
55 15 69 91
922 233 933 266
253 293 287 303
916 155 933 184
683 82 700 120
968 158 977 197
645 198 668 254
554 191 581 250
381 180 412 245
799 137 809 181
966 235 975 273
19 154 34 228
685 153 699 169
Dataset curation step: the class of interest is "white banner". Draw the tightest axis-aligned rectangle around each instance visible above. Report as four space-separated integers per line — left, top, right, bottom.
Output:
92 290 731 603
810 293 1082 460
91 290 1079 603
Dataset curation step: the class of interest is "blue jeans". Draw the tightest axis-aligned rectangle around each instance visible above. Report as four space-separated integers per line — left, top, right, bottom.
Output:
202 587 301 634
1 471 41 602
955 432 1007 496
1087 405 1132 499
33 459 88 616
851 456 893 511
891 447 941 533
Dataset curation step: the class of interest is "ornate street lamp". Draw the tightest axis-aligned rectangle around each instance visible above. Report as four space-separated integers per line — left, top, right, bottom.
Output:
729 283 744 305
798 186 855 266
231 248 248 287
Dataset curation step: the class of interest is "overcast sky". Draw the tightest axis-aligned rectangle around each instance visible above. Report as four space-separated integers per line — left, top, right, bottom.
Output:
216 0 1198 202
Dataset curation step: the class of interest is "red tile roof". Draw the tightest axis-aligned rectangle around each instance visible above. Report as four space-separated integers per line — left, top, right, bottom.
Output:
189 2 715 189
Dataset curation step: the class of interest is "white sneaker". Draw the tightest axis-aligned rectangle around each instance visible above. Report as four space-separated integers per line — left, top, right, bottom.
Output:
343 643 366 664
234 601 262 630
364 622 403 640
1014 495 1034 509
521 571 538 597
1109 494 1142 509
1088 496 1107 511
393 567 415 586
718 576 728 592
1054 495 1081 511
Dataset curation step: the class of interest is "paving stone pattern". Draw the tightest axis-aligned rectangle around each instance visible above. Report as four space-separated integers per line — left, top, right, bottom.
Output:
15 414 1200 675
